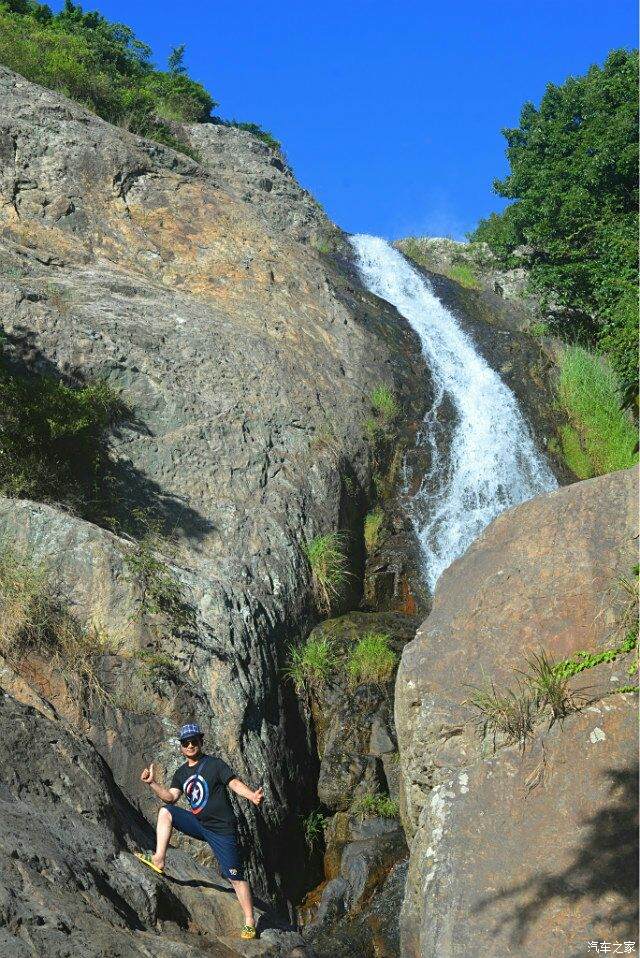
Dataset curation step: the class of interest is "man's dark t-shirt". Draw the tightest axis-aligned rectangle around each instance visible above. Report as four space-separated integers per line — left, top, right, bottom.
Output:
170 754 237 834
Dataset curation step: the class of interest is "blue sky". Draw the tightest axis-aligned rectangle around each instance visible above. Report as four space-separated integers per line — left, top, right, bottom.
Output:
55 1 637 239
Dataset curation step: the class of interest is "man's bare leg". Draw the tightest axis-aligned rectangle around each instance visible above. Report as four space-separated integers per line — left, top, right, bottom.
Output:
153 806 173 870
229 878 255 927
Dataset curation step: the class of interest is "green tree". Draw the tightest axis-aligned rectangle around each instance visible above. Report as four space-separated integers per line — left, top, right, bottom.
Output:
167 43 186 75
0 1 215 149
472 49 639 403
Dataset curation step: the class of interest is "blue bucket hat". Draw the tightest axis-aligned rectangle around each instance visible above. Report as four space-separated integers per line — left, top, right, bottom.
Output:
179 723 203 741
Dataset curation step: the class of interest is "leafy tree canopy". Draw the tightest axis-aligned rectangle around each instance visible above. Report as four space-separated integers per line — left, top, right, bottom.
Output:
471 50 639 402
0 0 215 153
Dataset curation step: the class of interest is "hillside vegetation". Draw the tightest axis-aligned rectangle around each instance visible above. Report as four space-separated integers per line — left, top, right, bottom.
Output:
0 0 276 154
471 49 638 407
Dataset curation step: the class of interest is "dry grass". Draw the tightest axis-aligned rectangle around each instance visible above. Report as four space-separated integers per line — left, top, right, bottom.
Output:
0 546 116 704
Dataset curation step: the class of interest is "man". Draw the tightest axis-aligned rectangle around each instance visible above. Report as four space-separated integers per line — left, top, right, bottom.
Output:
136 722 264 941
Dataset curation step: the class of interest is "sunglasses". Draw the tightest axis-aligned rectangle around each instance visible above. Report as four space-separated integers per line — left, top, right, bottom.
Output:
180 737 201 747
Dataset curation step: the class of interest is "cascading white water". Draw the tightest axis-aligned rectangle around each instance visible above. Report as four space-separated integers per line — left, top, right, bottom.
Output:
350 234 558 592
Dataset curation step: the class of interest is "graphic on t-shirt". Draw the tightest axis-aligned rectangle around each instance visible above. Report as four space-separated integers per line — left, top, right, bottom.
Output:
184 772 209 814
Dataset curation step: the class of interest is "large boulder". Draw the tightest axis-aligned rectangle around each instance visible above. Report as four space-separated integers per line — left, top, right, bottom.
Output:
395 468 639 957
0 65 425 911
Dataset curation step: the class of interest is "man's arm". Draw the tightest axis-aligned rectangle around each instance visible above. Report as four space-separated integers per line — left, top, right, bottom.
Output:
140 763 181 804
228 777 264 806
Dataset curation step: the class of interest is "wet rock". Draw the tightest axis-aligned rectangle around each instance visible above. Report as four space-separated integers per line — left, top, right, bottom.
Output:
396 468 639 956
307 859 408 958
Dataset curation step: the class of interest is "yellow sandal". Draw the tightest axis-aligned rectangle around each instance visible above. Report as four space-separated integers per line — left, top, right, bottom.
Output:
240 925 257 940
134 851 165 875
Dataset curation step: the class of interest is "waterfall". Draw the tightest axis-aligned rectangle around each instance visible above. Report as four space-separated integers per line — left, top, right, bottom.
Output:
349 234 558 592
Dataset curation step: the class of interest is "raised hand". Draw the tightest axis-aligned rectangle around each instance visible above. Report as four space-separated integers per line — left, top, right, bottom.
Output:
140 762 156 785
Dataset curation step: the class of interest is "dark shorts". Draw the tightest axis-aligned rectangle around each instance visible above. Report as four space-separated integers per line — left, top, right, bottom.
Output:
164 805 245 881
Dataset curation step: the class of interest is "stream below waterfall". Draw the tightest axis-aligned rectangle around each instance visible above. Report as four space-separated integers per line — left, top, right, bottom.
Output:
350 234 558 592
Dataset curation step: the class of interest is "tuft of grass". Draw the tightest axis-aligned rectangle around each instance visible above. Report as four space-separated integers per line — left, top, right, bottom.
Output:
448 260 480 290
529 321 551 338
283 634 337 692
346 631 398 687
132 648 180 682
370 386 399 424
467 679 536 748
303 533 349 614
352 791 399 821
0 362 126 515
363 507 385 553
557 347 638 477
518 650 577 721
123 510 195 634
0 546 116 703
301 809 327 850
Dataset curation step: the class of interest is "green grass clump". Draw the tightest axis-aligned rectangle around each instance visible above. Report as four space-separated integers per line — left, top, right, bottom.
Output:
363 507 384 553
346 631 398 687
301 809 327 850
529 321 551 338
352 791 399 821
283 634 337 692
303 533 349 614
370 386 399 423
518 650 577 720
558 424 594 479
557 347 638 477
132 648 179 681
448 261 480 289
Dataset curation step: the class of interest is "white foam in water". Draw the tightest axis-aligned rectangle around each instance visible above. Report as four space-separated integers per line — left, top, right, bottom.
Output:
349 234 557 592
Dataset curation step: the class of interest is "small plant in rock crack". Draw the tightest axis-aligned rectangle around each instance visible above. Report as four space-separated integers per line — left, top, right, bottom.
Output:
283 634 337 693
303 532 350 614
352 791 399 821
123 509 195 634
363 507 385 553
467 679 536 749
370 386 399 424
346 631 398 688
132 648 180 682
517 649 580 722
301 810 327 850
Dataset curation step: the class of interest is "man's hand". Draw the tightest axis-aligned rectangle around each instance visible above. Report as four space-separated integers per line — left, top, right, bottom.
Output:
250 786 264 806
140 763 156 785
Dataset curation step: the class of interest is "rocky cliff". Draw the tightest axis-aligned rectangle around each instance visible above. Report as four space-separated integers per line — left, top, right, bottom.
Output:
395 467 639 957
0 64 427 955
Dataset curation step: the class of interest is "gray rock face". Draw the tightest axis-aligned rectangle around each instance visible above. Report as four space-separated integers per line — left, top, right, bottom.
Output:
395 468 639 957
184 123 336 248
0 64 426 919
0 692 287 957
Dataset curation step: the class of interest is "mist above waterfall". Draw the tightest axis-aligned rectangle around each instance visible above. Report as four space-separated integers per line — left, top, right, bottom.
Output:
350 234 558 592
